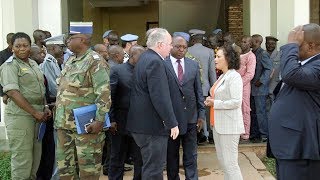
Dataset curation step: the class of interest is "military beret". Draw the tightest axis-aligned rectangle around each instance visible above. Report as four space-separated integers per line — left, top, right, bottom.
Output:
120 34 139 42
173 32 190 42
102 30 113 38
189 29 206 36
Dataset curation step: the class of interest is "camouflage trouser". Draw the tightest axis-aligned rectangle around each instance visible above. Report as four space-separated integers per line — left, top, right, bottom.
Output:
56 129 105 180
5 115 41 180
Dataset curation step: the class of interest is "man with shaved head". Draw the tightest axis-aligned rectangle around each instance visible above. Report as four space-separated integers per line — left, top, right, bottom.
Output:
238 36 256 142
30 45 46 64
108 45 125 67
33 29 46 48
269 23 320 180
250 34 272 143
94 44 109 60
108 45 145 179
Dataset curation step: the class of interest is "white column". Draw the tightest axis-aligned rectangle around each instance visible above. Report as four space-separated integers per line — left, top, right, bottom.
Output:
38 0 62 35
275 0 309 47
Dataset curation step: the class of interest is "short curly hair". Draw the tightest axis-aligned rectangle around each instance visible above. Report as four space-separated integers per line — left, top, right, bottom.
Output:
217 45 240 70
11 32 32 45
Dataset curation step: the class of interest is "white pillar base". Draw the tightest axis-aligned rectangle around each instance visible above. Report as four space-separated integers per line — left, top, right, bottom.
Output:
0 98 6 140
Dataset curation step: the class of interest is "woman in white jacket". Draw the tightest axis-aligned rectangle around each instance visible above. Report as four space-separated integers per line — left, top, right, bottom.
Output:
205 45 244 180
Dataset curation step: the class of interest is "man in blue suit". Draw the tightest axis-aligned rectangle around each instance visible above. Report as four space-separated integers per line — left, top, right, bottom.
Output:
269 23 320 180
165 36 205 180
127 28 179 180
250 34 272 142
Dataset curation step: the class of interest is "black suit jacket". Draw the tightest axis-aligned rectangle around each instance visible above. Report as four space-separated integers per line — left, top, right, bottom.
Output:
126 49 178 136
164 57 205 135
269 43 320 160
109 62 134 133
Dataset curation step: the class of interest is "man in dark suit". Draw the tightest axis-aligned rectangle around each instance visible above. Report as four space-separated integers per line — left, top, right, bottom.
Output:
250 34 272 142
165 36 205 180
127 28 179 180
269 23 320 180
108 45 145 180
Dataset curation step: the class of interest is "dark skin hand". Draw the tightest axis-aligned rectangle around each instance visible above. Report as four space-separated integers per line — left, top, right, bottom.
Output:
2 94 8 104
197 118 204 132
6 90 51 122
254 80 262 87
85 121 104 134
109 122 117 135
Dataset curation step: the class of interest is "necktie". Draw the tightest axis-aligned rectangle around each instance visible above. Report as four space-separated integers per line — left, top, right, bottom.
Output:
177 59 183 84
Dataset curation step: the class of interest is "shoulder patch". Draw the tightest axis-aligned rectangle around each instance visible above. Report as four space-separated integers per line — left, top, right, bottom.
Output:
46 57 53 62
5 56 14 63
92 54 100 60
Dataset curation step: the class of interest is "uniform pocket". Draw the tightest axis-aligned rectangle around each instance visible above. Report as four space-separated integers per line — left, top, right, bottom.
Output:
6 129 32 151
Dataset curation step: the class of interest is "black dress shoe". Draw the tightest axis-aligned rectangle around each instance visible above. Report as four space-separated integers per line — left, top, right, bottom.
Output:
103 168 108 175
262 137 268 143
239 139 250 144
250 138 262 143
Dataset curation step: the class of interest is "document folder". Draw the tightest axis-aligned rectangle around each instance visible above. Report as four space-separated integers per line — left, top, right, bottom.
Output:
73 104 111 134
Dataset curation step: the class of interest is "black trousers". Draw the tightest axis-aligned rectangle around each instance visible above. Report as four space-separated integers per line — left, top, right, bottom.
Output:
167 123 198 180
276 159 320 180
102 131 111 170
132 133 168 180
108 132 142 180
249 95 260 139
36 118 55 180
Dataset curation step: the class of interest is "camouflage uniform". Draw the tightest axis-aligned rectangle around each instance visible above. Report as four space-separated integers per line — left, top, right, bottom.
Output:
0 56 45 180
55 48 111 179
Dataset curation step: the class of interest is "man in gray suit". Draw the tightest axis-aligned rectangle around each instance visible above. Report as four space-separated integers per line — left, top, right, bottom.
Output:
188 31 216 143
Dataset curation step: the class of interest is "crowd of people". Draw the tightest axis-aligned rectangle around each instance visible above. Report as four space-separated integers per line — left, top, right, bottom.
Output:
0 22 319 180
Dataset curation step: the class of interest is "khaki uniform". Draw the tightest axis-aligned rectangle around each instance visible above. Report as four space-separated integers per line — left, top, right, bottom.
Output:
55 49 111 179
0 56 46 180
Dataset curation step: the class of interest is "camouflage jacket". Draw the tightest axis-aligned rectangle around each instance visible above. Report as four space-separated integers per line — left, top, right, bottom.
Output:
55 49 111 130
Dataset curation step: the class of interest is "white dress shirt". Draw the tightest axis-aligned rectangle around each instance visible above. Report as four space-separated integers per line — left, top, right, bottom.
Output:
170 55 185 77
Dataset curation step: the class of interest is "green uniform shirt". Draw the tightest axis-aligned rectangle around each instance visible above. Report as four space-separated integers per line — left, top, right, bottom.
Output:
0 56 46 116
55 49 111 130
186 51 203 83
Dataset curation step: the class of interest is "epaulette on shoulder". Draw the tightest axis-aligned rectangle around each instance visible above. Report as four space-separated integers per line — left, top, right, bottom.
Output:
92 53 101 61
46 56 53 62
5 56 14 63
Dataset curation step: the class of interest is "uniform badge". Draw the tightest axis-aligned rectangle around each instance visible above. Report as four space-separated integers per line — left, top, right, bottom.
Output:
93 54 100 60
